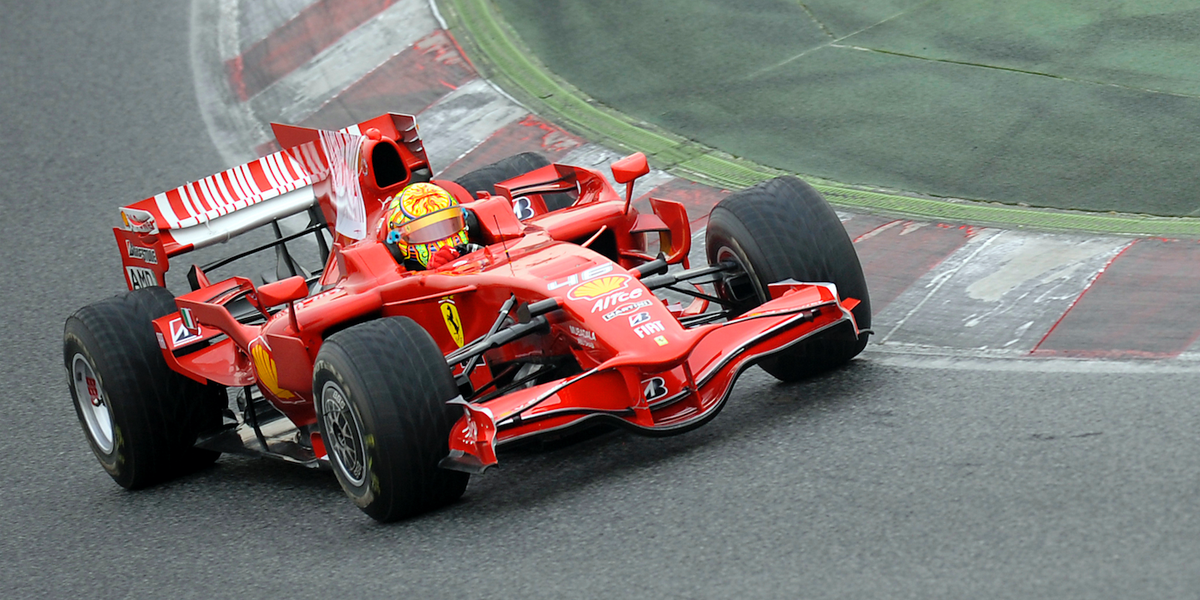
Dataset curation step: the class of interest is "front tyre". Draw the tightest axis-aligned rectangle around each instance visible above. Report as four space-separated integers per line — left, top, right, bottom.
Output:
314 317 469 522
63 287 222 489
705 176 871 381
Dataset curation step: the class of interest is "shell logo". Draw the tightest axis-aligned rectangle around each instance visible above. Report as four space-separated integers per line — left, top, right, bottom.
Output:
252 344 295 399
568 275 630 301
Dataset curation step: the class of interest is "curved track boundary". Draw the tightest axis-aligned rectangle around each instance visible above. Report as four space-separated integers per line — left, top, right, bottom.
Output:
438 0 1200 237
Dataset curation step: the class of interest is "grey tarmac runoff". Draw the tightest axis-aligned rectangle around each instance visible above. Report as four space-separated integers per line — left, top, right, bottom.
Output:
195 0 1200 365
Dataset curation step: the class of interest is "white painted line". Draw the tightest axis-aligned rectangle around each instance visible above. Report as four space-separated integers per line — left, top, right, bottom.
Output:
192 0 271 164
878 229 1003 344
963 236 1122 304
427 0 449 30
236 0 319 54
853 219 901 242
247 1 439 131
1031 238 1136 353
876 230 1132 353
865 348 1200 374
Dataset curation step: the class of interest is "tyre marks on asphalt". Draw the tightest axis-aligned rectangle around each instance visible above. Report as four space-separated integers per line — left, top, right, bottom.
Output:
877 231 1130 353
853 221 975 313
1035 239 1200 358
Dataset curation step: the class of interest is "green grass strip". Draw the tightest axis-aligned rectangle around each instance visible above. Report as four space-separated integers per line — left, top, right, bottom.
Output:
439 0 1200 237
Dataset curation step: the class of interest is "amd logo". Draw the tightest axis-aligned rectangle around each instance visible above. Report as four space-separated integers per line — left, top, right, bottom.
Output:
126 266 157 289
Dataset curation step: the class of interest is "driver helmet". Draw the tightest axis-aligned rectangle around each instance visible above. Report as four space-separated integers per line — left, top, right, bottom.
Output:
384 182 468 268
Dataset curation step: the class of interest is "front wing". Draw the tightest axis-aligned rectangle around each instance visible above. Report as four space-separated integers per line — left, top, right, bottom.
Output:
441 281 863 473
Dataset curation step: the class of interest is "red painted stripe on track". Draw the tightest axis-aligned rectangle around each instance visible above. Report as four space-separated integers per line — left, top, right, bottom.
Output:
300 30 477 133
1030 239 1136 355
854 222 977 312
436 115 585 181
249 30 476 158
1032 239 1200 358
227 0 398 101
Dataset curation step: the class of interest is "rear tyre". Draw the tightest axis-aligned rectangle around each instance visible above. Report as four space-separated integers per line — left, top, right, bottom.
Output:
313 317 469 522
454 152 573 211
705 176 871 381
63 287 223 489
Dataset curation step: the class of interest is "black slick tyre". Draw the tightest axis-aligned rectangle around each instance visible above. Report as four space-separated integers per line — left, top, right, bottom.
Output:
63 287 223 489
705 176 871 381
454 152 573 211
313 317 469 522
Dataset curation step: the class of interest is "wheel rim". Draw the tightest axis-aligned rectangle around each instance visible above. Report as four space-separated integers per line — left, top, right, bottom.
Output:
320 381 368 488
714 244 767 312
71 353 114 454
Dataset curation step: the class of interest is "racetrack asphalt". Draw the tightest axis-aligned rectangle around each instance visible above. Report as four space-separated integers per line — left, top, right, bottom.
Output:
3 1 1200 598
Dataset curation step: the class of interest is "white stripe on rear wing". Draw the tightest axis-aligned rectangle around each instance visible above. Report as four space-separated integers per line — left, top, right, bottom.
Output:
169 185 317 250
121 143 326 254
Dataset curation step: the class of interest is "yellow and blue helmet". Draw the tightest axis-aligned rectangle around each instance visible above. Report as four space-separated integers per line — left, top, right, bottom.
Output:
385 183 468 268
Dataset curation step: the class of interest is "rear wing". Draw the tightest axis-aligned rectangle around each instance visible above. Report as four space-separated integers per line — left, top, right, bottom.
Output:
114 113 429 291
118 146 324 255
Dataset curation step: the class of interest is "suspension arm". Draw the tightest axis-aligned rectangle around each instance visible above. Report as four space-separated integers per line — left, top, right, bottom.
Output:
639 261 738 291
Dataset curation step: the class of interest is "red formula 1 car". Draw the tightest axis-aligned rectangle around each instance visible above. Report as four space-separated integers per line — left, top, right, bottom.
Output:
64 113 871 521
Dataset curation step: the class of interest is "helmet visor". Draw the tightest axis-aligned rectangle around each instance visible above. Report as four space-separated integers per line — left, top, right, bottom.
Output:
394 206 466 245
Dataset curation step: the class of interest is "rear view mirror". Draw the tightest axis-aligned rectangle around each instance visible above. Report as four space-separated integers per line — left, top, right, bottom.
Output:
258 276 309 307
257 275 309 332
611 152 649 184
612 152 650 214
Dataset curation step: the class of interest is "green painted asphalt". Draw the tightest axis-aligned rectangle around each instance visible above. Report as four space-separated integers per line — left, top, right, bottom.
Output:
439 0 1200 235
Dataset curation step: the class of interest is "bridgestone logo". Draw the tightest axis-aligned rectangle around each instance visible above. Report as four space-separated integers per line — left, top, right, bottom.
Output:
602 299 653 321
643 377 668 401
125 241 158 264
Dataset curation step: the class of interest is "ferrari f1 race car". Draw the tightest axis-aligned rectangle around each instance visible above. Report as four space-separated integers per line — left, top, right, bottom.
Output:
64 113 871 522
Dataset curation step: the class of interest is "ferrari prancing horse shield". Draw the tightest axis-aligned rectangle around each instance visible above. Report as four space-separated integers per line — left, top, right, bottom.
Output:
439 298 464 347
